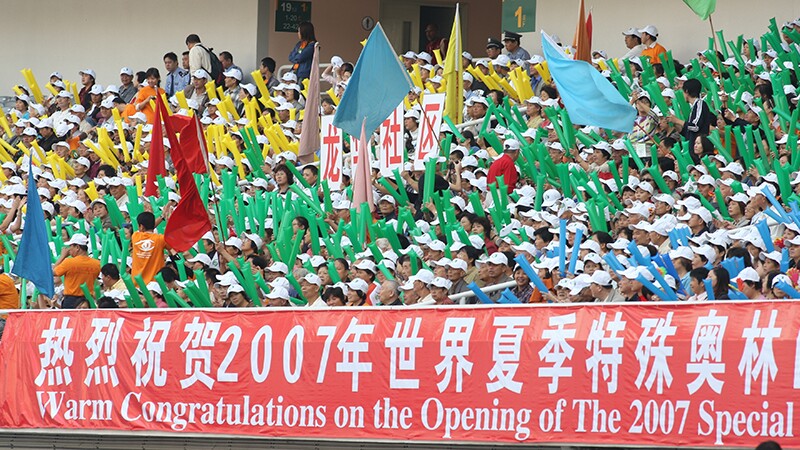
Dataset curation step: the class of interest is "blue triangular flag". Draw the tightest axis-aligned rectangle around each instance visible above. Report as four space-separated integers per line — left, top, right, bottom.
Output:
11 159 54 298
333 23 413 137
541 31 637 133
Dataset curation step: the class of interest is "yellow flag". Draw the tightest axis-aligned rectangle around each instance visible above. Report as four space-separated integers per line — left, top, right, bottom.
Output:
443 4 463 124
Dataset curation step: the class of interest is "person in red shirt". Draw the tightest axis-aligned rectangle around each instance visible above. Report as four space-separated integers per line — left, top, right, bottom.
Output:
487 139 520 194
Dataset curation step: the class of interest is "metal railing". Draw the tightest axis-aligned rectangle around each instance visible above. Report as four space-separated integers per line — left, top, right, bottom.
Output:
452 280 517 304
277 63 332 79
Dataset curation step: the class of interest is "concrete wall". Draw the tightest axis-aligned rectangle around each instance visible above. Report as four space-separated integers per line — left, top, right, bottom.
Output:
526 0 800 62
0 0 260 95
0 0 797 99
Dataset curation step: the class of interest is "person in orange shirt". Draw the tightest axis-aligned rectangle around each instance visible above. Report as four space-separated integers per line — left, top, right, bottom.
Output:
124 67 165 124
131 212 170 285
53 233 101 309
639 25 667 64
0 272 19 338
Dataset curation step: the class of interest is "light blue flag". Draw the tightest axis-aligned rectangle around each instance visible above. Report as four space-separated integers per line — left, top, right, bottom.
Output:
12 159 54 298
541 31 636 133
333 23 413 137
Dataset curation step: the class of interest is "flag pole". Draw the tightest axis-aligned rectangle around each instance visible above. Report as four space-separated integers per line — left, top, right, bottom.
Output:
707 14 724 74
708 14 721 54
196 119 227 241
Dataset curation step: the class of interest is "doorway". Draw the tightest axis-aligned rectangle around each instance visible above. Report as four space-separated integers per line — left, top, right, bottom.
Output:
380 1 466 58
418 5 455 55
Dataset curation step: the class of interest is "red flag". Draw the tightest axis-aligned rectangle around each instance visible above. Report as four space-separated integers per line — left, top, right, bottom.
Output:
164 115 211 252
156 95 182 154
172 114 208 174
586 9 593 50
351 119 375 213
572 0 591 63
144 99 166 196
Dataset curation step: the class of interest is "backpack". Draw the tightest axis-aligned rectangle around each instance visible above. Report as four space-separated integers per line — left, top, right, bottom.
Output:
199 44 224 85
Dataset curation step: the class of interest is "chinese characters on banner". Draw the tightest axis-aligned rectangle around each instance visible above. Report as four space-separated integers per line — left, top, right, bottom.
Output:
319 115 343 190
350 125 369 171
1 303 799 447
413 93 445 170
378 103 405 177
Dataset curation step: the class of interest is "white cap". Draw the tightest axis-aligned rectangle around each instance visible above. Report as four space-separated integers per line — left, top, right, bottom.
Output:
591 270 613 287
227 284 245 295
146 282 163 296
409 269 435 285
64 233 89 246
354 260 377 273
192 69 210 80
736 267 761 283
622 27 642 38
266 261 289 274
569 274 593 295
638 25 659 37
302 273 322 286
488 252 508 265
265 286 289 300
223 68 243 81
187 254 212 266
346 278 369 294
430 277 452 289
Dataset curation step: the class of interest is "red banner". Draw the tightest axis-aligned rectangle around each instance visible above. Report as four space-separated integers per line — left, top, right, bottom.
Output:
1 302 799 447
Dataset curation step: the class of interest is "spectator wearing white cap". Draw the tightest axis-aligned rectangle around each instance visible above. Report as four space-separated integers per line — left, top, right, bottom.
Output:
184 69 210 115
736 268 764 300
618 267 654 302
118 67 137 103
639 25 667 64
428 277 454 305
225 284 252 307
353 259 379 304
49 91 73 131
77 69 96 109
377 195 397 221
300 273 325 307
215 236 244 272
446 258 469 296
223 67 243 112
35 118 58 151
621 27 645 60
484 252 513 302
266 286 291 307
345 279 369 306
590 271 625 302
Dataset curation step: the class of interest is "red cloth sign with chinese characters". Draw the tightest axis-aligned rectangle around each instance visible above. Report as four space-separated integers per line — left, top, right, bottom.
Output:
1 303 799 447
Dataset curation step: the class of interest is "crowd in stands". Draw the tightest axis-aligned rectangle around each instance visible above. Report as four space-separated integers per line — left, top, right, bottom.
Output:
0 15 800 332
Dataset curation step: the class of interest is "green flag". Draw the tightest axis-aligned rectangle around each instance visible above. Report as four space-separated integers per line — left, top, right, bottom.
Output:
683 0 716 20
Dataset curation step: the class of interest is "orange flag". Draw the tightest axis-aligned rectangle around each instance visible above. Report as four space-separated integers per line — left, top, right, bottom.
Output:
572 0 591 63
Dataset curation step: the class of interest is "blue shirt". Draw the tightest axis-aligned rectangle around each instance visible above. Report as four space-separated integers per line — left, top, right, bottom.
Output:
165 68 190 97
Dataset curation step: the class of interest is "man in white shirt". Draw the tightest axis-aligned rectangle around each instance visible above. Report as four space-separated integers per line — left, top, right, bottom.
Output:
621 27 645 60
186 34 212 75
